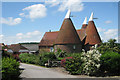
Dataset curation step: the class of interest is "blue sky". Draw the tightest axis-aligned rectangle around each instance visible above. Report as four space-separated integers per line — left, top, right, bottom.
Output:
0 1 119 44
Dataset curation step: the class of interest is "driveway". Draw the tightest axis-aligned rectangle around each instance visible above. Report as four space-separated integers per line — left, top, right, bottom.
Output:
19 63 120 80
19 63 77 78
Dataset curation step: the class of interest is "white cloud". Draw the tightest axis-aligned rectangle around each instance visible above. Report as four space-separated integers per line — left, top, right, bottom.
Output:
0 34 4 41
2 30 43 44
16 33 23 39
95 27 118 42
19 4 47 20
104 29 117 36
105 20 112 24
16 30 42 39
19 13 25 17
59 0 84 12
0 34 4 42
45 0 84 12
16 33 23 36
97 27 105 32
45 0 60 7
0 34 4 38
102 29 118 42
1 17 22 26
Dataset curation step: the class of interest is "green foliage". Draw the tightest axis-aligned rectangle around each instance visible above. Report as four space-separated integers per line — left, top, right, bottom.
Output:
64 53 82 75
81 48 101 76
19 52 57 66
97 39 120 54
39 49 48 54
57 57 64 61
38 52 56 66
2 57 21 80
55 48 66 58
65 56 83 75
19 53 39 64
100 51 120 75
2 50 11 58
66 53 81 57
65 46 101 75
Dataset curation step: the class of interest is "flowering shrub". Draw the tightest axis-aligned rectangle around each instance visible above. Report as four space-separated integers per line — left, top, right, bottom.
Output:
61 57 73 67
81 46 101 75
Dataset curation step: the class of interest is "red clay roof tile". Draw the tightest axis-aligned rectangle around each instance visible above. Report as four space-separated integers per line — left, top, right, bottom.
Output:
55 18 82 44
39 31 58 46
85 21 102 45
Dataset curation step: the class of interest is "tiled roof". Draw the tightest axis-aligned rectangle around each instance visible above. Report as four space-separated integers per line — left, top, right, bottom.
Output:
77 29 86 41
9 44 28 52
39 21 101 46
39 29 86 46
39 31 58 46
85 21 102 45
55 18 82 44
81 24 87 29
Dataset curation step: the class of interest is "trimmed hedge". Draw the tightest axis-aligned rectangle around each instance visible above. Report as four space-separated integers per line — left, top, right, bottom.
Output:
100 51 120 76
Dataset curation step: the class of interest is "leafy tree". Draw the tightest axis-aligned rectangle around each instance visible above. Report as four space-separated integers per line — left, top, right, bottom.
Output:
97 39 120 54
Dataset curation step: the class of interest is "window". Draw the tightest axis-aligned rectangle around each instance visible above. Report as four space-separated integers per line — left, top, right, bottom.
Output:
50 47 54 52
73 45 76 49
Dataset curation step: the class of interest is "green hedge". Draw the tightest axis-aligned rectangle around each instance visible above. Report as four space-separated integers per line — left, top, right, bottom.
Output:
19 53 39 64
19 52 57 66
65 56 83 75
100 51 120 75
2 57 21 80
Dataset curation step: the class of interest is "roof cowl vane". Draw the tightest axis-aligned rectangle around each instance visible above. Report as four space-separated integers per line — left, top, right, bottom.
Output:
83 17 87 24
89 12 93 21
65 9 71 19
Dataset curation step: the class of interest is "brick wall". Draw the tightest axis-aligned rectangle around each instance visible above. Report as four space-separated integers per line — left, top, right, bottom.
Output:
54 44 82 53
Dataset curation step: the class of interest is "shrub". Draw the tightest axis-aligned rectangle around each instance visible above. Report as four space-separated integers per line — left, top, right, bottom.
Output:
38 52 57 66
19 52 57 67
19 53 39 64
81 48 101 76
55 48 66 58
57 57 64 61
2 57 21 80
66 53 81 57
65 56 83 75
61 57 73 67
100 51 120 75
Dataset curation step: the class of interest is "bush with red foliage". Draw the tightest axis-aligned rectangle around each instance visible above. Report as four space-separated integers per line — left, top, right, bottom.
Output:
61 57 72 67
